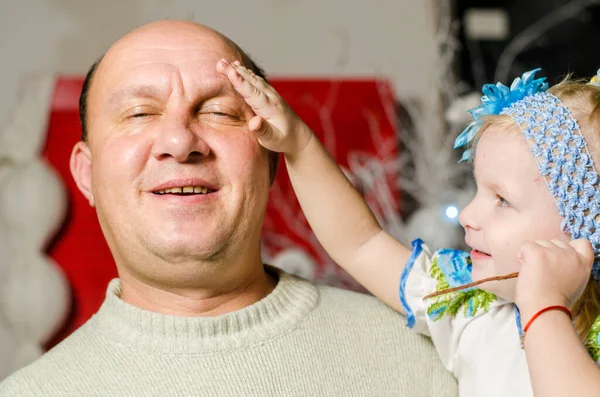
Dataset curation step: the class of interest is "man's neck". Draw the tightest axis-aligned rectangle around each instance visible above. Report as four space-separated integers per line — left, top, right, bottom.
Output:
118 266 277 317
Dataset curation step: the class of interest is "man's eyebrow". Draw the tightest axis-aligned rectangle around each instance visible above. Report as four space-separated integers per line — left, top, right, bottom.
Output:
204 80 239 98
106 85 163 109
198 81 252 107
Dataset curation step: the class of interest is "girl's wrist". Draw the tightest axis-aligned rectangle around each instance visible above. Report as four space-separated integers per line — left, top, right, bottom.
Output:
517 295 570 326
520 306 573 348
284 126 315 162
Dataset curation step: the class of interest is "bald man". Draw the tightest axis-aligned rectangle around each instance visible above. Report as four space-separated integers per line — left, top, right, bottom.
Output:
0 21 457 397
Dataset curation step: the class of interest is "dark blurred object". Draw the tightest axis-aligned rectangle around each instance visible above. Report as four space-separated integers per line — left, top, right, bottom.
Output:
457 0 600 88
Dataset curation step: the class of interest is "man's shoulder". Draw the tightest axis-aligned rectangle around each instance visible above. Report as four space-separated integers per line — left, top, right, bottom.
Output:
0 362 45 396
0 321 98 396
315 282 379 301
313 282 404 321
315 281 390 305
301 280 458 396
280 273 411 332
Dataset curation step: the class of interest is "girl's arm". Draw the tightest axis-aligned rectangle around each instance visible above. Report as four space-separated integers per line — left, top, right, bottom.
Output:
523 311 600 396
285 133 412 311
217 59 412 312
516 239 600 396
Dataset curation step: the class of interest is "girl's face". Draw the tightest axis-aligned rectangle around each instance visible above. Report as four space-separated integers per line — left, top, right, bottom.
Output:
458 125 568 301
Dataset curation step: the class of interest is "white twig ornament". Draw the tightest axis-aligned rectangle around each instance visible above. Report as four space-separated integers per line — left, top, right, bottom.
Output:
0 75 70 379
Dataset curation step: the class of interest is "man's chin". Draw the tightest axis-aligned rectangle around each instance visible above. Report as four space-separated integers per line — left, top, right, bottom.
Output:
147 237 226 263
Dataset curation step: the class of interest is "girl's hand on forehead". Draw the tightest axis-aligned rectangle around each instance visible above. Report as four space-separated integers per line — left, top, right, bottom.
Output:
216 58 313 156
515 239 593 324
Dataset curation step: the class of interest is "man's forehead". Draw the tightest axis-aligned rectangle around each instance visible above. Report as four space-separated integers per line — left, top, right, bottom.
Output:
104 75 236 105
107 20 236 54
101 42 238 77
95 49 239 105
96 23 240 84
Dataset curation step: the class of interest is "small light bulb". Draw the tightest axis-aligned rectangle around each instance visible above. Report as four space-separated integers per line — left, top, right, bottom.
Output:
445 205 458 219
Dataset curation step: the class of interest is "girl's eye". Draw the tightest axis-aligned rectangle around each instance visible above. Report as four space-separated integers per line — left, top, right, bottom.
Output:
495 195 511 207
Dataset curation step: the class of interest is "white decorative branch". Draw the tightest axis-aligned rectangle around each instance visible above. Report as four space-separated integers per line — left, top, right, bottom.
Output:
0 75 70 379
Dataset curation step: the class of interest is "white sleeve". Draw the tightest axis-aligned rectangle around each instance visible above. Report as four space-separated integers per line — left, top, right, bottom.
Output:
399 238 498 373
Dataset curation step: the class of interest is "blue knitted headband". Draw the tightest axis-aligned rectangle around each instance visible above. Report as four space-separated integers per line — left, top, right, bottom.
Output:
455 69 600 280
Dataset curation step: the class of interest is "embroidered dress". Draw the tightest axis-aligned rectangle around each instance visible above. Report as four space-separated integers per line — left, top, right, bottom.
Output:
399 239 600 397
587 317 600 363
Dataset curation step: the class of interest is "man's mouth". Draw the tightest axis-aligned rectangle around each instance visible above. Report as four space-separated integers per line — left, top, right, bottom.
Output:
153 186 216 195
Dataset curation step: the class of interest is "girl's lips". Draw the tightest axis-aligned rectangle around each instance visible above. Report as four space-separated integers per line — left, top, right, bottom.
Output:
470 249 492 260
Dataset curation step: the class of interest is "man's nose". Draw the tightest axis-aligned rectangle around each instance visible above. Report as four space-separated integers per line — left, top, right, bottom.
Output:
151 115 210 162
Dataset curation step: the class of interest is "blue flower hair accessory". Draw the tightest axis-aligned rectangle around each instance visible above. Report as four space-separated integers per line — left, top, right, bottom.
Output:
454 68 549 162
502 92 600 280
453 68 600 280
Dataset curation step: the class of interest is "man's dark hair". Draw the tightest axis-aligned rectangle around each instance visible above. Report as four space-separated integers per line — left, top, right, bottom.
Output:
79 57 102 143
78 54 279 184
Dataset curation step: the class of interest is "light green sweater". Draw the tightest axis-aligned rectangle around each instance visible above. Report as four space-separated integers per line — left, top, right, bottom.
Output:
0 269 457 396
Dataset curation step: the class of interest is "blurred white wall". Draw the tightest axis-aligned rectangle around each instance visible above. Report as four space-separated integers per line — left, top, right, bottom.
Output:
0 0 439 129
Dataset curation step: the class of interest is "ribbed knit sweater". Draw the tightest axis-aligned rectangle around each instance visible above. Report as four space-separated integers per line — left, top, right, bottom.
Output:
0 269 457 396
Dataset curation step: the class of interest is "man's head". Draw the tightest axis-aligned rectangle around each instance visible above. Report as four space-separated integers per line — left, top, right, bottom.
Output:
70 21 278 289
78 29 279 184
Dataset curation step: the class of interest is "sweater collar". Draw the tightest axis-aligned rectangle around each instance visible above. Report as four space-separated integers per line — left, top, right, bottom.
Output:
88 267 318 353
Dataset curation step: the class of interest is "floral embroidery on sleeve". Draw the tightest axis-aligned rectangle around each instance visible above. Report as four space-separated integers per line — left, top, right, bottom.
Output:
585 316 600 363
426 249 497 321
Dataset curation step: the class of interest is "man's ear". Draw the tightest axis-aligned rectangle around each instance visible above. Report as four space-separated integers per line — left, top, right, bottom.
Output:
70 141 95 207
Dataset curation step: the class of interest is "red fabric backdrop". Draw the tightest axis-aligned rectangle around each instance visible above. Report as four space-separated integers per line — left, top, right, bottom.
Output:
42 77 399 347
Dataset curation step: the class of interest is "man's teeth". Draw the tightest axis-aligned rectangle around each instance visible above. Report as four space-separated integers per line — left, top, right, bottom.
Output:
156 186 210 194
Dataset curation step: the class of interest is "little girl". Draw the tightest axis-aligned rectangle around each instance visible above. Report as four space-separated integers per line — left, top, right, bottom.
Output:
217 59 600 396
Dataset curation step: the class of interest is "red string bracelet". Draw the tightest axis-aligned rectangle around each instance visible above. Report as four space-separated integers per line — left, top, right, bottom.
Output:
520 305 573 348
